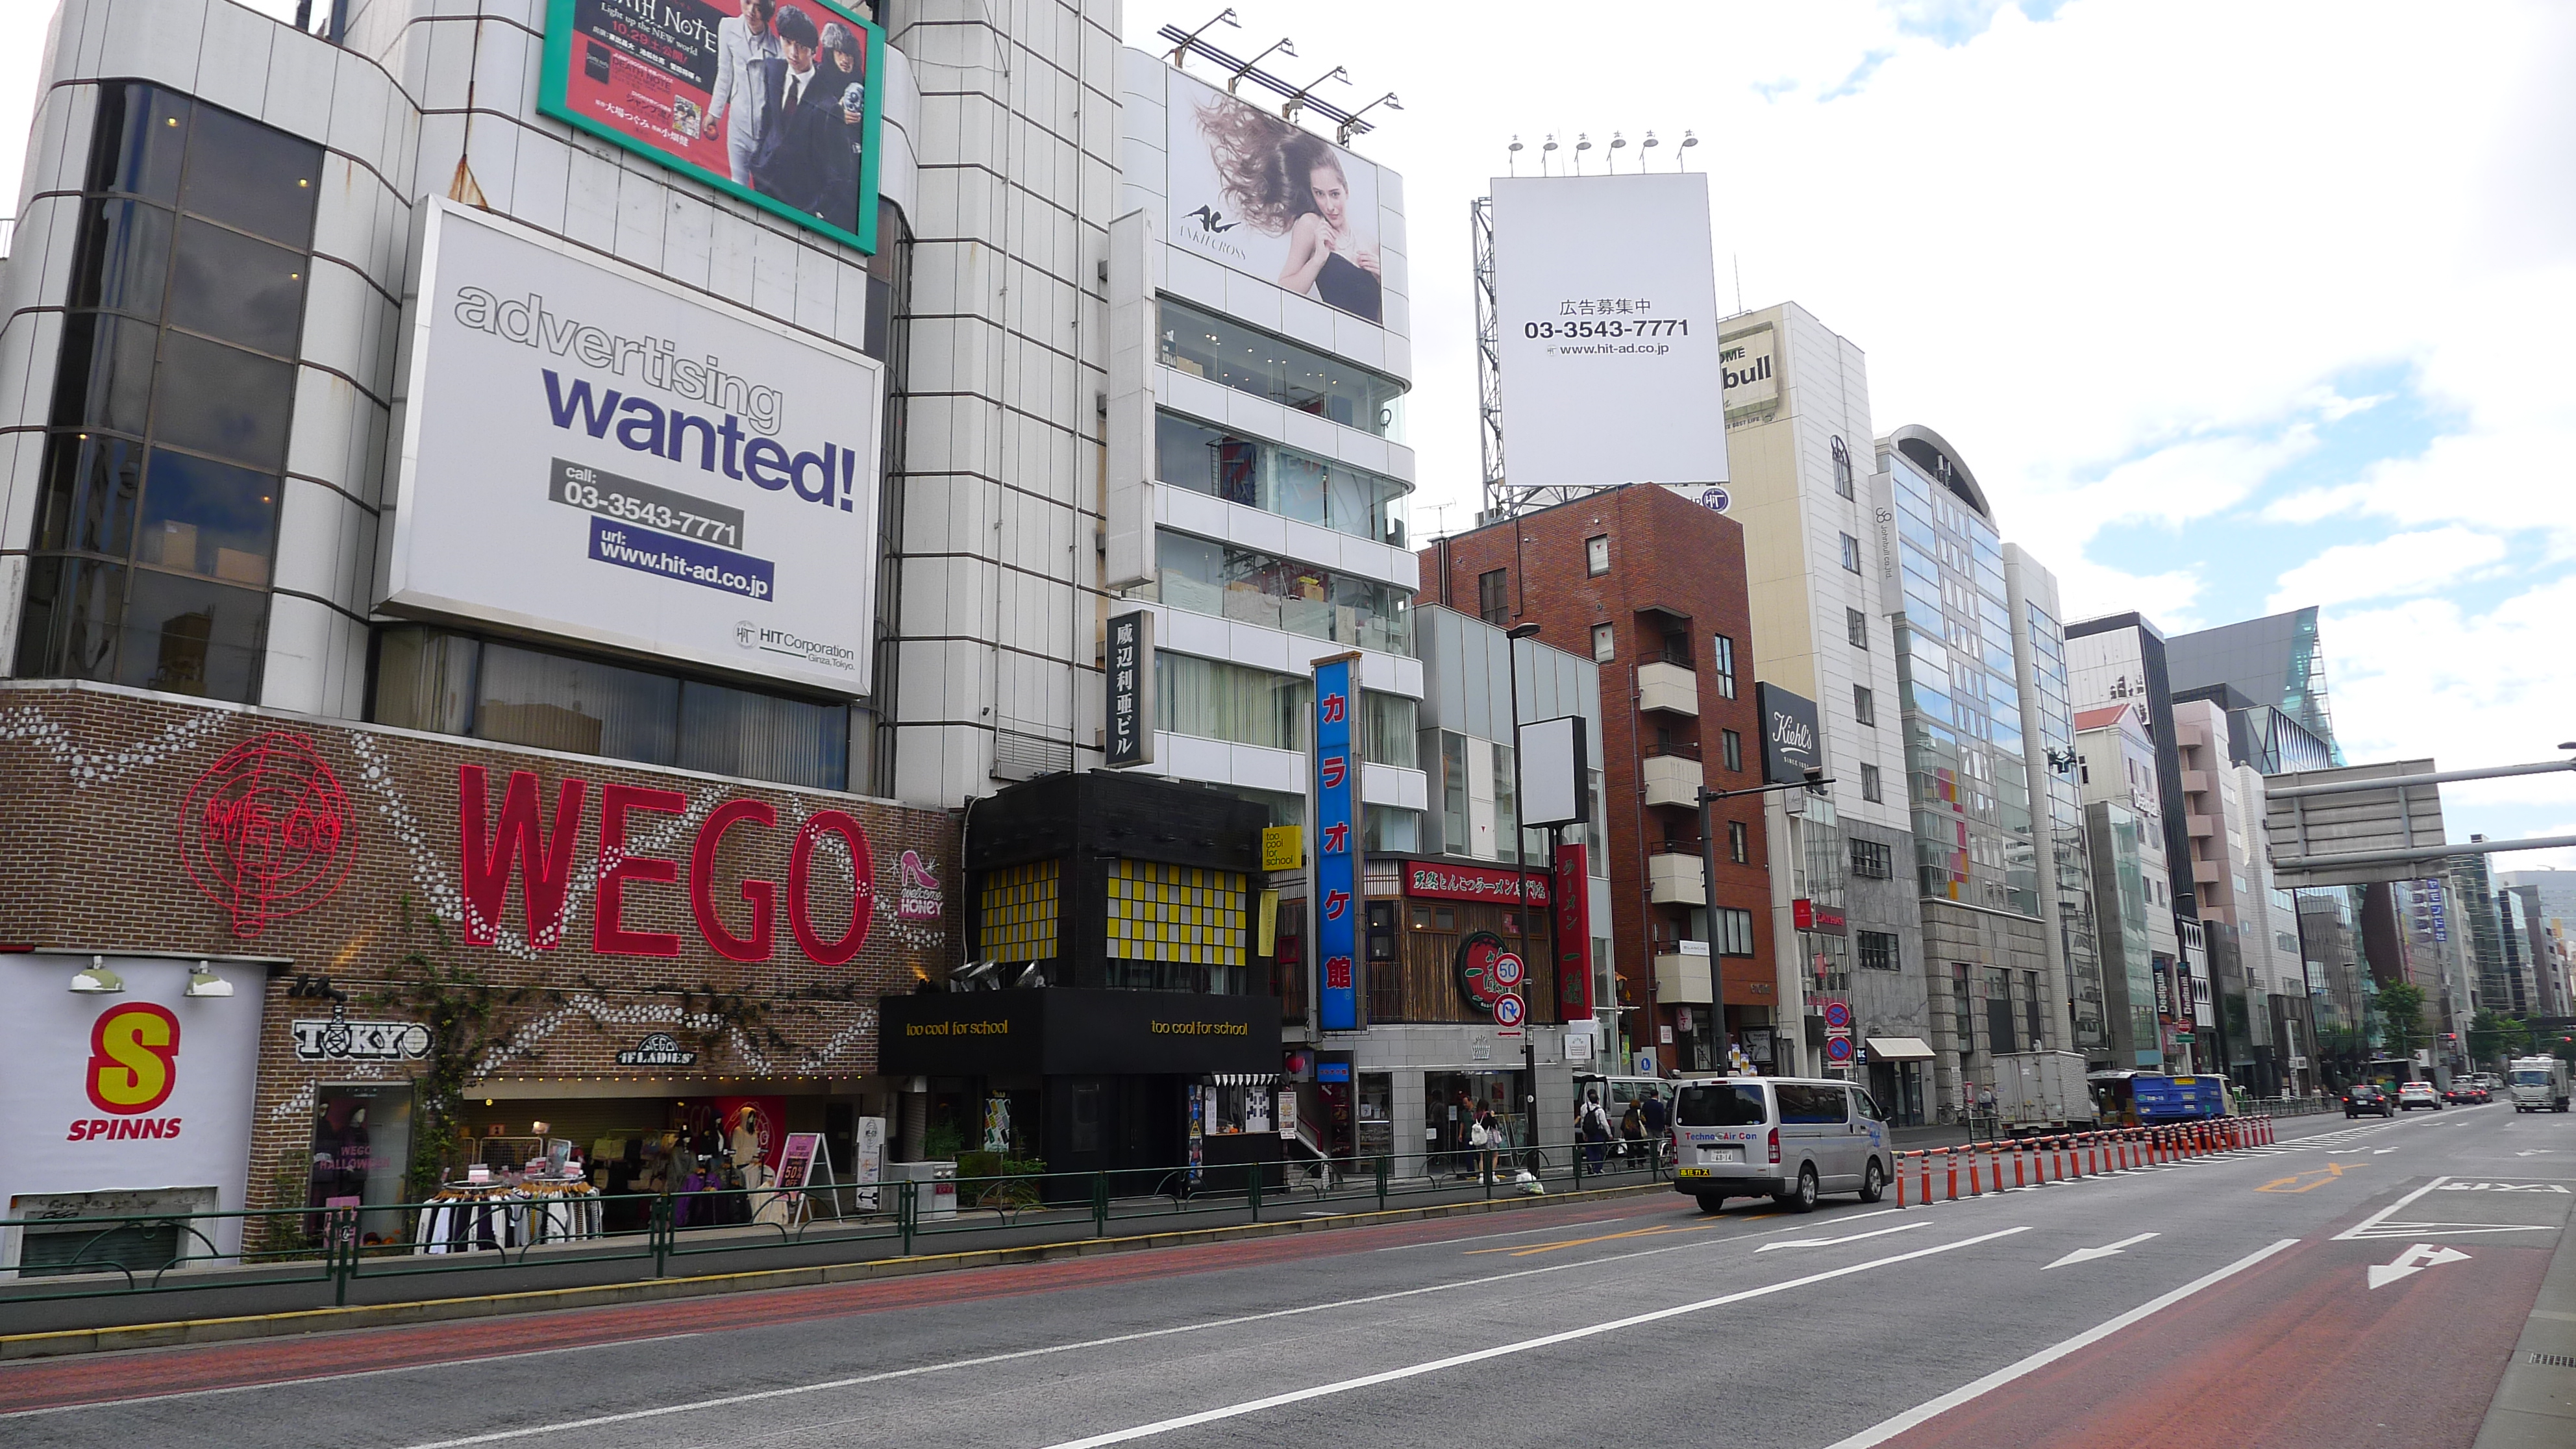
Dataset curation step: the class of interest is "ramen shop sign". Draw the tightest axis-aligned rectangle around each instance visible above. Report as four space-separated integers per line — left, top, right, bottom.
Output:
458 765 875 964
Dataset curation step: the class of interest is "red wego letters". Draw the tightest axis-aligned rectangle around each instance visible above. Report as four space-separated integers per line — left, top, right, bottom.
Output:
456 766 875 964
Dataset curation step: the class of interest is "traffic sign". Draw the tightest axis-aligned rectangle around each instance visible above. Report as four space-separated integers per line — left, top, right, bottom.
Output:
1492 994 1526 1026
1824 1035 1854 1064
1822 1000 1852 1032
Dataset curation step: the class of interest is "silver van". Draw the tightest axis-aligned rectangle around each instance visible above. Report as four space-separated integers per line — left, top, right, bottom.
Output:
1670 1076 1895 1212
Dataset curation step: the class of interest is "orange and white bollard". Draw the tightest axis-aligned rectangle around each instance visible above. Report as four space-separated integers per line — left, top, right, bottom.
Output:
1897 1152 1909 1207
2013 1141 2027 1188
1946 1149 1960 1201
1921 1150 1934 1205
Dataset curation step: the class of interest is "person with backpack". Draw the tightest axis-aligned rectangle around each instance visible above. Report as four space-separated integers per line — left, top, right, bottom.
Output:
1578 1090 1612 1172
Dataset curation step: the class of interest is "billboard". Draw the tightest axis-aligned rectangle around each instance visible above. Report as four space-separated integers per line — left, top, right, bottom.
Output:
0 956 265 1270
538 0 884 254
386 201 885 694
1755 682 1824 787
1312 654 1364 1030
1490 173 1728 492
1165 69 1388 326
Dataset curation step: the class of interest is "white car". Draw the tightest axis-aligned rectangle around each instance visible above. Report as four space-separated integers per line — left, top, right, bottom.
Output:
2397 1081 2442 1111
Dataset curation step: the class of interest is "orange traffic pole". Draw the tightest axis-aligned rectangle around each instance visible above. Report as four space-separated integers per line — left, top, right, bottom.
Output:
1896 1152 1909 1208
1921 1150 1933 1205
1946 1148 1959 1200
2013 1141 2027 1188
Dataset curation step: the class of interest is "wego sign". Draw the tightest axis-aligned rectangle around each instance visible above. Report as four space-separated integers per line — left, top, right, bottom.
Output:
179 732 355 937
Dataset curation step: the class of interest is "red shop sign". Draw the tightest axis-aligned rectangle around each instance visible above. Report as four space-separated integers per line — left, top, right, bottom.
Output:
1402 861 1551 907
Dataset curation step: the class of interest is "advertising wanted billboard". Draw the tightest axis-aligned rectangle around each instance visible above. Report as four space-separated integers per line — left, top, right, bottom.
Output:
1489 173 1728 493
537 0 885 254
385 202 884 694
1164 68 1388 327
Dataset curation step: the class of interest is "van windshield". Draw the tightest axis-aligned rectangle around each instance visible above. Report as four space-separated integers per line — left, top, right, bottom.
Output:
1676 1084 1766 1126
2512 1071 2549 1085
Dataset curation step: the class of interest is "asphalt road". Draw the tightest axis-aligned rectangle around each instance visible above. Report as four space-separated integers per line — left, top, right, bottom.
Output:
6 1103 2571 1449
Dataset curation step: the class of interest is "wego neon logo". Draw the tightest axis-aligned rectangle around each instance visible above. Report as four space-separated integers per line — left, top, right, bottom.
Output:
69 1002 188 1142
180 732 356 937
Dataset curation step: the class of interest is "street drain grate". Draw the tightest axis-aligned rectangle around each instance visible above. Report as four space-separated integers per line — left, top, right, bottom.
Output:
2528 1353 2576 1368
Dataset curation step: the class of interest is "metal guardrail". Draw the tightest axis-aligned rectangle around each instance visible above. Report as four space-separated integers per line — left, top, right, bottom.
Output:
0 1137 1670 1315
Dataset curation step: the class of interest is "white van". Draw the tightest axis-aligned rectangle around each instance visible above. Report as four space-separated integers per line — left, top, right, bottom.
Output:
1670 1076 1896 1213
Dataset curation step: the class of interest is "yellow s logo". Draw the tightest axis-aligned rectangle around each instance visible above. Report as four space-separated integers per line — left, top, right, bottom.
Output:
86 1004 180 1114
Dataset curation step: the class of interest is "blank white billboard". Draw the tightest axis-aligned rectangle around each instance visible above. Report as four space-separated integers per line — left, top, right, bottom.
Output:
385 202 885 694
1491 173 1728 491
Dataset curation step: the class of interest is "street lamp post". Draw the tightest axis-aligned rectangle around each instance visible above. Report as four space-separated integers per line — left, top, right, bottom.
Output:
1696 774 1831 1076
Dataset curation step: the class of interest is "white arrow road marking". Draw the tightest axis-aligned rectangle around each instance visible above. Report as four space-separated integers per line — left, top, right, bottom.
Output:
2368 1242 2470 1288
2374 1148 2401 1154
1755 1222 1930 1252
2514 1150 2552 1157
2042 1232 2160 1270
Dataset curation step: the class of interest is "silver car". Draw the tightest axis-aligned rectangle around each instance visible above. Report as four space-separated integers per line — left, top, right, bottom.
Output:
1670 1076 1896 1213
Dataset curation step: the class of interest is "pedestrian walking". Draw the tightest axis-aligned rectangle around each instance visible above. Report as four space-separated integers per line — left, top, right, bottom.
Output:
1470 1109 1499 1185
1578 1090 1611 1172
1618 1100 1646 1167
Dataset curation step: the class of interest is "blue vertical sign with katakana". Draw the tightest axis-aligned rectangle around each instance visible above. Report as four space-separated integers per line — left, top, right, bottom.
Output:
1313 655 1360 1031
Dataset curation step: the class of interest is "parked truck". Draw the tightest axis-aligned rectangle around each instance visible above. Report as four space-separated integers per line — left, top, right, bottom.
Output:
2508 1056 2571 1113
1991 1050 2101 1133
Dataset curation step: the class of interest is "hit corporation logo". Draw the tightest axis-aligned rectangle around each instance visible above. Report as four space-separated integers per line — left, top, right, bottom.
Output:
68 1002 186 1142
736 620 760 650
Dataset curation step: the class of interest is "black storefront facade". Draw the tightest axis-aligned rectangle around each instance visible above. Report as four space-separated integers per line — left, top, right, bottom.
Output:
878 773 1285 1193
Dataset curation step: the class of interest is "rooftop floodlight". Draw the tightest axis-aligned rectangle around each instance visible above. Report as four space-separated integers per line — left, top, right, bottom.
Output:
1608 131 1628 171
1280 64 1348 124
1228 36 1294 93
1167 7 1241 65
1574 132 1593 172
1338 92 1400 145
1679 130 1700 168
1541 134 1560 174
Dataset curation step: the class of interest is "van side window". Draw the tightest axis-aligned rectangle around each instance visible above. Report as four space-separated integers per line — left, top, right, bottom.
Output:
1850 1089 1885 1122
1778 1084 1849 1124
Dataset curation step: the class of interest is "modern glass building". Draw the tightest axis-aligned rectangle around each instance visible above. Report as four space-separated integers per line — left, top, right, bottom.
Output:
2165 608 2347 765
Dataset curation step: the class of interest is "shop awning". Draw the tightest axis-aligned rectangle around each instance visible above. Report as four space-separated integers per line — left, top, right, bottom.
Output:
1207 1072 1280 1087
1864 1037 1935 1062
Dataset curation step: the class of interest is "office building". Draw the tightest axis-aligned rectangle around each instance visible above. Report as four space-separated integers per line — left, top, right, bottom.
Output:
2164 608 2346 765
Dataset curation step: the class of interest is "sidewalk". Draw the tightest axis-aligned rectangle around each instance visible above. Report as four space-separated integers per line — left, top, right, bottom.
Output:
2473 1195 2576 1448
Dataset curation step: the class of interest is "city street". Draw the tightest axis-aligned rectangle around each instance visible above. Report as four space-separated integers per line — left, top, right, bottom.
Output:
5 1106 2570 1448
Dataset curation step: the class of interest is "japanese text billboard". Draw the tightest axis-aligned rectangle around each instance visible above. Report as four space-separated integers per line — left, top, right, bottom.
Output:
385 201 884 693
538 0 884 253
1489 173 1727 492
1311 654 1363 1031
1165 68 1389 327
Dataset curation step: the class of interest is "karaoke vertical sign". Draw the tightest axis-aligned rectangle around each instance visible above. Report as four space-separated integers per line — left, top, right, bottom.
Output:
1313 653 1363 1031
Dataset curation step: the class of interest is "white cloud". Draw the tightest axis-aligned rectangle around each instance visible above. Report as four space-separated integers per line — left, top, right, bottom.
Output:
2266 527 2511 613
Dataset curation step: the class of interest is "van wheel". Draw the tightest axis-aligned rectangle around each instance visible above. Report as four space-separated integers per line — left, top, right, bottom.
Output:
1777 1165 1819 1213
1859 1159 1886 1204
1694 1193 1726 1214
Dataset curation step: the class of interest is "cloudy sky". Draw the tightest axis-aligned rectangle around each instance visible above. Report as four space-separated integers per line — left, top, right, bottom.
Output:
1 0 2567 863
1120 0 2576 864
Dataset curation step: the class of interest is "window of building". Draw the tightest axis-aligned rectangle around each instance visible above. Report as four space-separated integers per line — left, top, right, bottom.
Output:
1847 608 1867 648
1721 728 1743 773
1591 623 1615 662
1154 410 1410 547
1157 296 1406 438
1850 837 1892 878
1858 930 1898 971
1441 731 1468 854
1715 907 1757 956
14 84 321 704
1585 534 1610 576
1478 569 1509 627
1728 820 1749 865
373 626 850 789
1712 633 1737 699
1861 762 1883 802
1840 532 1862 573
1152 652 1415 767
1150 528 1412 652
1832 436 1855 499
1853 685 1876 726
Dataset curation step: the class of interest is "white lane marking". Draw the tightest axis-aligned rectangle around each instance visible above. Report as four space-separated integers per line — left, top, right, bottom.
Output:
364 1206 1875 1449
2333 1176 2451 1241
2368 1243 2470 1289
2041 1232 2159 1270
1034 1226 2035 1449
0 1334 706 1422
1755 1222 1929 1252
1820 1237 2301 1449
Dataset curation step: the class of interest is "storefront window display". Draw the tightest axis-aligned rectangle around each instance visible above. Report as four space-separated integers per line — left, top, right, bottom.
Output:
1425 1069 1528 1174
306 1084 414 1248
1351 1071 1393 1159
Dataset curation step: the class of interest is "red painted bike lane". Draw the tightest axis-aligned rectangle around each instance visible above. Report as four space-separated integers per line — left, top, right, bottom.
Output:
1878 1178 2574 1448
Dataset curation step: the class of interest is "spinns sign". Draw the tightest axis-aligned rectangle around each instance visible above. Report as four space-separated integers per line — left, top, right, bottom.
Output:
384 201 885 693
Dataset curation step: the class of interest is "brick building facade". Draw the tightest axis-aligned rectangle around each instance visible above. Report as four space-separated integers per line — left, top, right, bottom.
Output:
0 680 958 1237
1418 488 1776 1074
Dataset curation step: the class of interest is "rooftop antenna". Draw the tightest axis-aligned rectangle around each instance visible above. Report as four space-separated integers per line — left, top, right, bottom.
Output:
1167 8 1240 68
1228 37 1294 93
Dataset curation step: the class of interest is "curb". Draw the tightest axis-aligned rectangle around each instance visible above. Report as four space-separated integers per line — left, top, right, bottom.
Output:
0 1180 1668 1362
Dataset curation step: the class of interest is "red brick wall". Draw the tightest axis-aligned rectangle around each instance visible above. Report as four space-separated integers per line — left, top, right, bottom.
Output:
1418 486 1774 1071
0 681 958 1214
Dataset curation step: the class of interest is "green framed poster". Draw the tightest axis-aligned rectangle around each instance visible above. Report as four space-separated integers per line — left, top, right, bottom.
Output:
538 0 884 254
